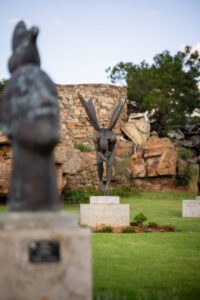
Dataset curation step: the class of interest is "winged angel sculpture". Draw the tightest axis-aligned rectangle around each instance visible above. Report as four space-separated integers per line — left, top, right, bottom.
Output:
79 93 125 195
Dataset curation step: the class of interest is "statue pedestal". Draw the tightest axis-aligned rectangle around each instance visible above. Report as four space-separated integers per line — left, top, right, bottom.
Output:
0 212 91 300
182 199 200 217
80 196 130 227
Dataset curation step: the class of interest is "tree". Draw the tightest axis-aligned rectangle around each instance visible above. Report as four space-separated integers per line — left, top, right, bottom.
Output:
106 47 200 136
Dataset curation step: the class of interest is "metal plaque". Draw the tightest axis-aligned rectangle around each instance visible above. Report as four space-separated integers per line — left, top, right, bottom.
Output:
29 240 60 263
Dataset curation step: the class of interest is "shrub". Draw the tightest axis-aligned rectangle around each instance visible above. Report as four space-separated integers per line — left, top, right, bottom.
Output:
148 222 159 229
109 186 137 198
75 143 93 152
176 166 192 186
179 149 193 161
93 225 113 233
121 226 135 233
62 188 89 204
160 224 175 232
133 212 147 226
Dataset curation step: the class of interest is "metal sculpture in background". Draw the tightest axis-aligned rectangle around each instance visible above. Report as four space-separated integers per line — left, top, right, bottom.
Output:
79 93 125 195
183 124 200 196
0 21 60 211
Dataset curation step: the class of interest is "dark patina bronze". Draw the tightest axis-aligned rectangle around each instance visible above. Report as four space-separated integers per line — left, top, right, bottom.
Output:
0 21 60 211
183 124 200 196
79 93 125 195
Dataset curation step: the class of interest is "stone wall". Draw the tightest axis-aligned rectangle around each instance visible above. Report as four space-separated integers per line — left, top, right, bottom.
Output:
0 84 127 196
0 83 196 196
57 84 127 144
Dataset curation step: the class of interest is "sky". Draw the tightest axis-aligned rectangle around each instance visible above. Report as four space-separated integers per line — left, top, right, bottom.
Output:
1 0 200 85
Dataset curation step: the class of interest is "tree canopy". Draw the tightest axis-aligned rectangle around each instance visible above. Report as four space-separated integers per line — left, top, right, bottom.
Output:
106 47 200 135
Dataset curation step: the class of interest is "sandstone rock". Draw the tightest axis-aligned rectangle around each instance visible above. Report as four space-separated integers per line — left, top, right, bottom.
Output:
134 177 176 192
129 158 146 178
0 161 11 195
177 159 188 176
143 137 173 158
54 144 67 164
116 140 134 156
63 148 82 174
0 133 9 145
81 152 96 170
157 149 177 176
146 157 160 177
121 112 150 145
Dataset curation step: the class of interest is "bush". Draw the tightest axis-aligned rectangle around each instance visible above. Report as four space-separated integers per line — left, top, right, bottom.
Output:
148 222 159 229
176 166 192 186
62 186 103 204
179 149 193 161
160 224 175 232
93 225 113 233
75 143 93 152
109 186 137 198
63 188 89 204
133 212 147 226
121 226 135 233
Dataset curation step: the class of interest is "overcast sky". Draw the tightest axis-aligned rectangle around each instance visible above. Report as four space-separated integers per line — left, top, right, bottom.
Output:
1 0 200 84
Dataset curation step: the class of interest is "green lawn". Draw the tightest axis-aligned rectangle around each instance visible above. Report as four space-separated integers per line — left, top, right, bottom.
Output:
92 192 200 300
1 191 200 299
64 191 200 299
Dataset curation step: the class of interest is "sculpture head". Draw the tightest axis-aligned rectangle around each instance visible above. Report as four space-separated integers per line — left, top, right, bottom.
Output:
1 21 59 154
78 93 125 152
8 20 40 74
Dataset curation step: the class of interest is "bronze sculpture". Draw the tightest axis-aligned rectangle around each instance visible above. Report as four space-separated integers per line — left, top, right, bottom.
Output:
79 93 125 195
183 124 200 196
0 21 60 211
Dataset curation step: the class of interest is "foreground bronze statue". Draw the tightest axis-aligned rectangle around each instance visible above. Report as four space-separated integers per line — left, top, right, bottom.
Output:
0 21 60 211
79 93 125 195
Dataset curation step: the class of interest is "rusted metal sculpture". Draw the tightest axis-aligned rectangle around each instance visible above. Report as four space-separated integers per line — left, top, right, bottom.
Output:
79 93 125 195
0 21 60 211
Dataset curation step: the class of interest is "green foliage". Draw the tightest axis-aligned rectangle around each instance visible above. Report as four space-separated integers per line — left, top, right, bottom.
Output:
147 222 159 228
160 224 175 232
121 225 135 233
109 186 137 197
179 149 193 160
133 212 147 225
93 225 113 233
63 186 137 203
74 143 93 152
63 187 90 204
176 168 192 186
106 47 200 136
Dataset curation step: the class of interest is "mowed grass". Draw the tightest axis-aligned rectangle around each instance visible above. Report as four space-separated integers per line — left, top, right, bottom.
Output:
92 191 200 299
1 191 200 299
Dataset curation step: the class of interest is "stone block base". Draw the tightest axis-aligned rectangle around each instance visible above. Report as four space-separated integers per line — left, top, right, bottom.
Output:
90 196 119 204
0 212 91 300
80 204 130 227
182 200 200 217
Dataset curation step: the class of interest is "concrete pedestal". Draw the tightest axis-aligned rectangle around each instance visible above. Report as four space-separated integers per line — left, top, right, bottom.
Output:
80 196 130 227
0 212 91 300
90 196 119 204
182 200 200 217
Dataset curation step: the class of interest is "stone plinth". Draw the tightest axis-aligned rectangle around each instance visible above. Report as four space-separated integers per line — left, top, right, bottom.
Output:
90 196 120 204
0 212 91 300
182 200 200 217
80 203 130 227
